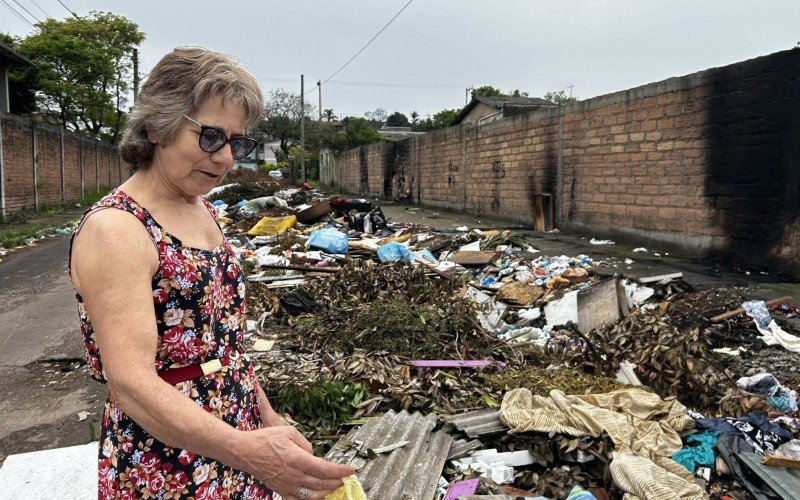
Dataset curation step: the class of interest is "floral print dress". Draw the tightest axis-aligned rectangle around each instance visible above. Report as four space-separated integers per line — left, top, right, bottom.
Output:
69 190 271 499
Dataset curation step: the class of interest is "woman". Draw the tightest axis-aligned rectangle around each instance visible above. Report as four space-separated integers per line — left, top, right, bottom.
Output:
69 47 354 499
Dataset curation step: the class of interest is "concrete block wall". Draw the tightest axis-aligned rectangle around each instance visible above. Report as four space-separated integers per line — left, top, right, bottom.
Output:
323 48 800 263
0 112 130 219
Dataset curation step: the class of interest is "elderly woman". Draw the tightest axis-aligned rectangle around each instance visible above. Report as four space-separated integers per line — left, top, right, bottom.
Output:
69 47 354 499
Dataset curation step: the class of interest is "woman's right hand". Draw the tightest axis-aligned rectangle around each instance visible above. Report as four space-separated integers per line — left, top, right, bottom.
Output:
234 426 356 500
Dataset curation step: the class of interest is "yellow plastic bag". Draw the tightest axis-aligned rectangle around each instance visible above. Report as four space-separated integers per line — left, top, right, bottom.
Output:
325 475 366 500
247 215 297 236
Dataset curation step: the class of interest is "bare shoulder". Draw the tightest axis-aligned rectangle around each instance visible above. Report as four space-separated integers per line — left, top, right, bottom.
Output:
71 208 159 291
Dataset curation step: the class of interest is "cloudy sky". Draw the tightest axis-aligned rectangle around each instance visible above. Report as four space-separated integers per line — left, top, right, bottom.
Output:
3 0 799 119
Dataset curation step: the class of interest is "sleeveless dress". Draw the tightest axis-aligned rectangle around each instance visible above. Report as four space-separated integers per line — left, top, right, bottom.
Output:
69 189 271 500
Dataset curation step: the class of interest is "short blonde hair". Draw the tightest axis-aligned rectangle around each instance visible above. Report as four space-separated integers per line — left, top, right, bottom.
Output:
119 47 263 169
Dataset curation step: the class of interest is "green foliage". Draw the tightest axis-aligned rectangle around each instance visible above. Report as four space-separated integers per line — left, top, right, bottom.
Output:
272 382 367 431
544 90 579 105
472 85 529 99
385 111 410 127
324 117 381 152
15 12 145 142
322 108 337 121
418 108 460 131
257 88 316 156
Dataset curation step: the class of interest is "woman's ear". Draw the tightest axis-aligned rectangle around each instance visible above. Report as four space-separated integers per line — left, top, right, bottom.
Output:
143 128 159 145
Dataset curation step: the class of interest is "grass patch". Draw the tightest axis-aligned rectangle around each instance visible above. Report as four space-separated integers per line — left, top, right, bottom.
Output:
0 220 76 249
1 190 107 225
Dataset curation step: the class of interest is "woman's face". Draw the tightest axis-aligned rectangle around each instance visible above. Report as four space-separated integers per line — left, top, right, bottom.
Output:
151 94 247 198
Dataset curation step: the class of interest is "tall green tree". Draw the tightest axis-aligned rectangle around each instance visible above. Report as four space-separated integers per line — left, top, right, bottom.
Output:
17 12 144 141
258 88 317 156
385 111 410 127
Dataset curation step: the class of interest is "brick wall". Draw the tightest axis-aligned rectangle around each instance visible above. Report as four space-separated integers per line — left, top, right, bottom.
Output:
322 48 800 265
0 112 131 219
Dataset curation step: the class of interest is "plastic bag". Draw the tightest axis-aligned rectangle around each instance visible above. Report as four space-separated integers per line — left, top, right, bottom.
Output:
247 215 297 236
377 241 413 262
325 475 366 500
307 228 349 254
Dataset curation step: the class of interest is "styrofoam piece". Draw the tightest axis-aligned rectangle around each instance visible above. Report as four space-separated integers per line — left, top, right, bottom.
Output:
0 442 97 498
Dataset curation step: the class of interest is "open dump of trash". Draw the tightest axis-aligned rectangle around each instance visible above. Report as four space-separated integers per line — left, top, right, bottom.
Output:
208 179 800 500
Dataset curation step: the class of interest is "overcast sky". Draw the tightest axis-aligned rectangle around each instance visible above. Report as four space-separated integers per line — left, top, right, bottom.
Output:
3 0 799 119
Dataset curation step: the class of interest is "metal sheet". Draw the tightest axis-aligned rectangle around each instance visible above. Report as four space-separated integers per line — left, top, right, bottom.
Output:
444 409 506 438
447 439 484 460
739 452 800 500
326 410 453 500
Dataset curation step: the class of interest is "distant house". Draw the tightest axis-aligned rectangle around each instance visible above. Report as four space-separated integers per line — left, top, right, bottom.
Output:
0 42 35 113
377 126 425 141
451 95 557 126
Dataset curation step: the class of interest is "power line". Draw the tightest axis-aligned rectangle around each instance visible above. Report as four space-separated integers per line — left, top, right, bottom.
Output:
260 77 463 90
27 0 49 18
11 0 40 22
1 0 38 31
319 0 414 86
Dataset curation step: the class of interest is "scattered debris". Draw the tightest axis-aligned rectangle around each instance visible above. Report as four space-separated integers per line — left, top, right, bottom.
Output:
204 181 800 499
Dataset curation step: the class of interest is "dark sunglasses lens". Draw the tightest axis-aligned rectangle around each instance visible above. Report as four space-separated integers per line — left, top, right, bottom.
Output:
230 139 257 160
199 127 226 152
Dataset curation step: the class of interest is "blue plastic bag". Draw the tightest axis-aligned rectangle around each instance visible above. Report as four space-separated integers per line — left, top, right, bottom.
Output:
377 242 413 262
308 228 349 254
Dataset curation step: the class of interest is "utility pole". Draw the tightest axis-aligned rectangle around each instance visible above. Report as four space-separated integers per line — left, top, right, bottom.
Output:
300 74 306 183
567 85 574 98
465 86 473 105
132 48 140 103
317 80 322 121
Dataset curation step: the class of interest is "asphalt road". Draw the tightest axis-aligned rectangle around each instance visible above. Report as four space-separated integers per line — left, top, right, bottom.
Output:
0 236 105 465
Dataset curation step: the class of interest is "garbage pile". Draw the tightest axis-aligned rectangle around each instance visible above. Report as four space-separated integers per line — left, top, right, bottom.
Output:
208 181 800 499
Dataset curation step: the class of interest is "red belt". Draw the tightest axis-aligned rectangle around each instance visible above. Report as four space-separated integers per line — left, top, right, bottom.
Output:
158 356 232 385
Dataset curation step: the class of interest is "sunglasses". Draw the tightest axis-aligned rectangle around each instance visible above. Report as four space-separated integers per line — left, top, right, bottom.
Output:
183 115 257 161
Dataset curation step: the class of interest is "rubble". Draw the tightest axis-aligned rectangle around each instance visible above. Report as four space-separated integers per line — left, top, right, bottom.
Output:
207 180 800 499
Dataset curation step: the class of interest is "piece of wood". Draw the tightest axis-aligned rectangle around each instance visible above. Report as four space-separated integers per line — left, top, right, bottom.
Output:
711 296 793 323
639 272 683 284
762 455 800 469
257 264 340 273
408 360 507 368
448 251 498 266
533 194 545 232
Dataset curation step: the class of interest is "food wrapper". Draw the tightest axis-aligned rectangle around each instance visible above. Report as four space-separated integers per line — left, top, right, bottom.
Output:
325 475 366 500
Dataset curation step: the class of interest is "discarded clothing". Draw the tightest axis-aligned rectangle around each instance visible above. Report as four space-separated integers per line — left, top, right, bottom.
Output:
499 388 705 500
737 373 798 413
672 431 720 472
566 484 597 499
715 434 780 500
694 411 790 455
774 439 800 460
280 288 321 315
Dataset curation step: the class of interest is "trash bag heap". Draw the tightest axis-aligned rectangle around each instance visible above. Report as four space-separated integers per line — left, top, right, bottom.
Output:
207 180 800 500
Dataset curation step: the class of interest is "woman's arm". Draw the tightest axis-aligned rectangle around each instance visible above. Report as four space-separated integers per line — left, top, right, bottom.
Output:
71 209 353 498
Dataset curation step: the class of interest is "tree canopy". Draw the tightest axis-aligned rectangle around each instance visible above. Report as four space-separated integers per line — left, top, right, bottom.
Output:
258 88 317 155
472 85 529 99
418 108 460 131
14 12 145 142
544 90 579 105
385 111 410 127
